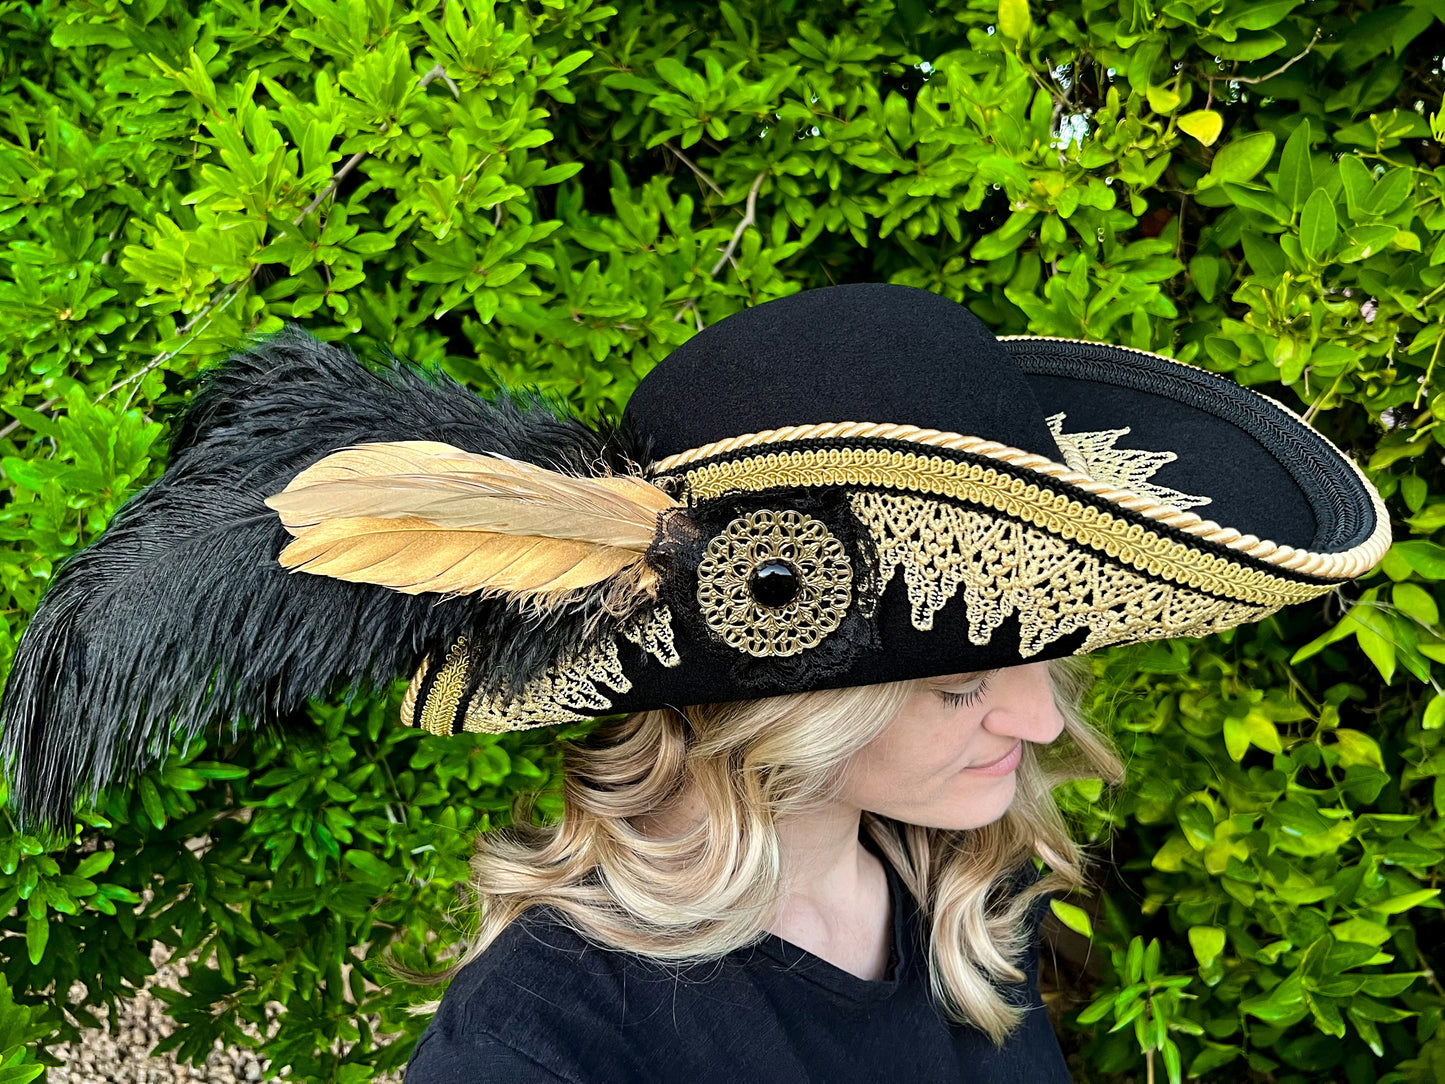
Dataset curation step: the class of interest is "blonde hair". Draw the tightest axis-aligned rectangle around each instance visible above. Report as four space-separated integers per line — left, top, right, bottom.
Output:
429 656 1122 1043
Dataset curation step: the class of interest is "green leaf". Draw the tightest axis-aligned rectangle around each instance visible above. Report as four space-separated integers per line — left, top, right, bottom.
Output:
138 777 166 829
1179 110 1223 146
1223 714 1251 761
1276 120 1314 211
1240 232 1286 282
1363 167 1414 216
1339 155 1375 215
1241 972 1308 1024
1300 189 1338 263
1230 0 1302 31
1125 937 1145 983
1354 616 1397 683
1161 1038 1182 1084
24 909 47 965
1424 693 1445 731
1393 582 1439 626
1051 898 1093 938
1147 85 1181 114
1393 541 1445 579
1340 223 1401 262
1331 729 1384 769
1205 131 1276 186
1210 29 1287 61
342 850 393 881
74 850 115 880
1187 255 1225 301
997 0 1032 39
1368 888 1439 915
1188 926 1226 967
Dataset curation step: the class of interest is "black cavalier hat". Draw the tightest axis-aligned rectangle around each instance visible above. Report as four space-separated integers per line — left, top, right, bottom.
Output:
0 284 1389 826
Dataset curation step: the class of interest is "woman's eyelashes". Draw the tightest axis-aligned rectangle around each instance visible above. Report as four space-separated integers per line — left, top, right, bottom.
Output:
935 674 992 709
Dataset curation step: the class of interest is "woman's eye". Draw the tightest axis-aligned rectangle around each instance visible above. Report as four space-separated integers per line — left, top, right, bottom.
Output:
936 676 991 709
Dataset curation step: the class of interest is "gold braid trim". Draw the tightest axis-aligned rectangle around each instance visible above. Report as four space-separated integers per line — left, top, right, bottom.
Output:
399 654 429 728
649 415 1389 582
672 447 1332 608
417 638 471 737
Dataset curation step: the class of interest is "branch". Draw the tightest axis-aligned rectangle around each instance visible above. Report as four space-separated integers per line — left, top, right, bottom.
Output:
663 140 727 199
709 171 767 278
1224 29 1322 86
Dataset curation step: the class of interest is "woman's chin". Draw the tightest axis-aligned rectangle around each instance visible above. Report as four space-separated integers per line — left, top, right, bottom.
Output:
884 771 1020 831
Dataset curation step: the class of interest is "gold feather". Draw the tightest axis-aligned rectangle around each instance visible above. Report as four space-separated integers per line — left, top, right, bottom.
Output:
275 516 657 598
267 441 676 547
263 441 680 608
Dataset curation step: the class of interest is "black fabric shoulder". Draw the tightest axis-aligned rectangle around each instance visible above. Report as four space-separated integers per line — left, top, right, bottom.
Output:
406 864 1073 1084
406 1024 574 1084
405 909 712 1084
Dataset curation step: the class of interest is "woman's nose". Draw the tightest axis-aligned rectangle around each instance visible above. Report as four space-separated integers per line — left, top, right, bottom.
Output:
983 662 1066 745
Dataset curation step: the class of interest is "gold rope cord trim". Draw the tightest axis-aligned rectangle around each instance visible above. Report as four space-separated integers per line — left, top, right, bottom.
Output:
851 492 1276 655
649 414 1389 581
674 447 1333 608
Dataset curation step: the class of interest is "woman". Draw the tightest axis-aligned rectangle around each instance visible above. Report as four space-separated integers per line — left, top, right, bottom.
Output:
0 284 1389 1080
405 660 1122 1082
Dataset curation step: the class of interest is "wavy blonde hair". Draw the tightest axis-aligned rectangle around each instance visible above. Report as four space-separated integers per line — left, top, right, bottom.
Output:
429 656 1122 1042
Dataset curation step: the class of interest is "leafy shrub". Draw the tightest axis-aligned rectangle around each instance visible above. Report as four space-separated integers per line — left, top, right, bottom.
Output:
1 0 1442 1081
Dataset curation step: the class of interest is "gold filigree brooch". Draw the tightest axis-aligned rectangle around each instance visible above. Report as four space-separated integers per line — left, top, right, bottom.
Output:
695 509 853 657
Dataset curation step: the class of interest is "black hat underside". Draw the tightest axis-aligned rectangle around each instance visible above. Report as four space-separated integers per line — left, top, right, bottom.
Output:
1001 336 1383 565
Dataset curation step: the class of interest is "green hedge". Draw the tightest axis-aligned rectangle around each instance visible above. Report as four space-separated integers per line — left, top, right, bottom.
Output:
1 0 1443 1080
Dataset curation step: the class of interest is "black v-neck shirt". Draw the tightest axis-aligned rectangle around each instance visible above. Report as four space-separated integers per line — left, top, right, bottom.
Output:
405 859 1071 1083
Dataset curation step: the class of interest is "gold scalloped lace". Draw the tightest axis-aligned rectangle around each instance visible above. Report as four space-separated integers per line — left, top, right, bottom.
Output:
849 492 1277 656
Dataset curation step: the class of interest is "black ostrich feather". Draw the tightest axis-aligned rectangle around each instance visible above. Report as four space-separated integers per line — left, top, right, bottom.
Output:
0 324 642 830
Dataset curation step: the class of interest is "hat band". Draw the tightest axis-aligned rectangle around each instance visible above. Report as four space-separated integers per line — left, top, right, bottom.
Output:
665 445 1331 609
651 421 1389 582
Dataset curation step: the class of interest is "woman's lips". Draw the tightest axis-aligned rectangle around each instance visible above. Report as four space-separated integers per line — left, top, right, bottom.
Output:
964 741 1023 776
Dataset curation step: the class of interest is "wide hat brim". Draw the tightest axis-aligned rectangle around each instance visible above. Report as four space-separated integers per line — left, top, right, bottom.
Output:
404 284 1389 733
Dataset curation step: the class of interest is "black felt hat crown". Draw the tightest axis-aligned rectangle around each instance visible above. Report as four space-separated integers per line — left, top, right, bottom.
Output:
0 283 1389 826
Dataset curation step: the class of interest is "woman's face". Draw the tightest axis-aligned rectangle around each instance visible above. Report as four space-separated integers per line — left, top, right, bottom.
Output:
838 663 1065 831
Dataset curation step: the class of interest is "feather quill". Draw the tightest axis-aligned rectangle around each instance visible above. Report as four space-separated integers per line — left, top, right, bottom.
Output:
264 441 679 605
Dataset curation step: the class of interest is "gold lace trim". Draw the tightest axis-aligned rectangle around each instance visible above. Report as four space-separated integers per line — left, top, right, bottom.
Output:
695 509 853 657
672 447 1332 608
402 606 680 737
1046 413 1211 511
463 635 629 734
850 492 1276 655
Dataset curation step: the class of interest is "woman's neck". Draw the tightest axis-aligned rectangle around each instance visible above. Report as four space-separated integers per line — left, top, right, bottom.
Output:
766 802 893 981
